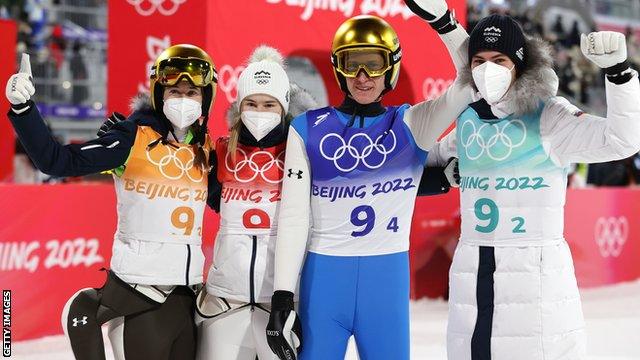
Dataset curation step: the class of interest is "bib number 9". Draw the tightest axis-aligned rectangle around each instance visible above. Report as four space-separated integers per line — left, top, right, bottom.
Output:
172 206 195 236
473 198 526 234
351 205 375 237
350 206 400 237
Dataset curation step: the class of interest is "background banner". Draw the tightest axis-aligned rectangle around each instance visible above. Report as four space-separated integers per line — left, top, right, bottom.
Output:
2 185 639 340
108 0 468 138
0 20 17 182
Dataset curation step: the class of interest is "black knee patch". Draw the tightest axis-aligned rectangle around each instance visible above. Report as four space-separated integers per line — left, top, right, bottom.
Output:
62 271 160 360
63 288 108 360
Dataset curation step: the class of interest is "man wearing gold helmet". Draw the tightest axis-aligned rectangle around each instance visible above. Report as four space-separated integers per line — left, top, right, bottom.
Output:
5 44 217 359
265 1 472 359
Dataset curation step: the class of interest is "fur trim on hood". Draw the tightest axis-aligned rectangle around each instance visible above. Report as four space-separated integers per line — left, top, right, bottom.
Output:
226 82 318 128
130 92 154 113
460 36 559 116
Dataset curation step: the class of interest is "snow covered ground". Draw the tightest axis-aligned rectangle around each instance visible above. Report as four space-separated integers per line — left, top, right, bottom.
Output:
11 281 640 359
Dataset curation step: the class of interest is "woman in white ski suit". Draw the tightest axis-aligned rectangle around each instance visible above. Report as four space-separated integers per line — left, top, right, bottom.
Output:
428 14 640 360
195 46 316 360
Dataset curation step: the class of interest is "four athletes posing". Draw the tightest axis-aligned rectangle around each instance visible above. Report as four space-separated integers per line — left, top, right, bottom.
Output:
5 0 640 359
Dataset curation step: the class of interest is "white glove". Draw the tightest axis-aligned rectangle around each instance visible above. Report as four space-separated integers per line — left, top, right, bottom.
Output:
580 31 627 69
404 0 448 22
5 54 35 105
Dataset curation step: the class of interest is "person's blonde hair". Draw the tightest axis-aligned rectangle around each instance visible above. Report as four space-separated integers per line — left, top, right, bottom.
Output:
227 110 244 163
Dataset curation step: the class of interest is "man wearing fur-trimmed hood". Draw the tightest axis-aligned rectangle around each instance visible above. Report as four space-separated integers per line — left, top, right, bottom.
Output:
428 14 640 360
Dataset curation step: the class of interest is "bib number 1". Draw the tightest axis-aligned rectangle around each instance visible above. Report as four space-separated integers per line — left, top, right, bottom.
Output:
473 198 526 234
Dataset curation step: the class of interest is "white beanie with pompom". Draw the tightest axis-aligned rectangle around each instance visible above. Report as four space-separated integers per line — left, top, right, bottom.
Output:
237 45 290 113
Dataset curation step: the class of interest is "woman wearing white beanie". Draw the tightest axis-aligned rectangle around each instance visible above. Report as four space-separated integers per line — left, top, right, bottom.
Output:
195 45 316 360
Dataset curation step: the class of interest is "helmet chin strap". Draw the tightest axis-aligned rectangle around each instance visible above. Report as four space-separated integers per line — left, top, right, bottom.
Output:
339 94 386 128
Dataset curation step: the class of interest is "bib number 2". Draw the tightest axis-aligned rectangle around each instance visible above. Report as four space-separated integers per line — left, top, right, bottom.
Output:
474 198 526 234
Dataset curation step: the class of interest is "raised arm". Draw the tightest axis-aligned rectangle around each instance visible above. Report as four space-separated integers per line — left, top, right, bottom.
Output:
8 102 136 177
403 0 473 150
6 54 134 177
541 31 640 166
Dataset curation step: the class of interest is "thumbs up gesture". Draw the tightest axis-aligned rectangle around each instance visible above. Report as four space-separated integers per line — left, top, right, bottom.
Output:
5 54 35 105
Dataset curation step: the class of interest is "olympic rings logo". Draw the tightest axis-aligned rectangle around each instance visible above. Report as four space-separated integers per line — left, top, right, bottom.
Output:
126 0 187 16
146 144 205 182
319 131 397 172
459 119 527 161
594 216 628 258
225 149 285 184
218 64 246 103
485 36 499 43
422 77 453 101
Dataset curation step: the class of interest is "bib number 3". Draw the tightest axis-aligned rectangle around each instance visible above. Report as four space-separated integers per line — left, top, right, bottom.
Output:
473 198 526 234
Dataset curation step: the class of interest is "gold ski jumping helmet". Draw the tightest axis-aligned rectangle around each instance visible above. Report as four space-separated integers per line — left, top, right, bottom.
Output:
331 15 402 94
149 44 217 115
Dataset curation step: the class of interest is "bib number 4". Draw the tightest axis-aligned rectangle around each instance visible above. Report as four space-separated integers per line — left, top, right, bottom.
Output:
474 198 526 234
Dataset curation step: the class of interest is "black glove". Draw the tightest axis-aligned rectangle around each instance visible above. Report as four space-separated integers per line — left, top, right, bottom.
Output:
266 290 302 360
404 0 458 34
96 112 126 137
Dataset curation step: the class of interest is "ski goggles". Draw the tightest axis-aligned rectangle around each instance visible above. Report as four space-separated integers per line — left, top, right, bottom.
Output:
154 58 217 87
333 47 400 78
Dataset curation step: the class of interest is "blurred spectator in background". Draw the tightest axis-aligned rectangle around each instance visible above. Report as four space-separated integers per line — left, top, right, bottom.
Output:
24 0 47 56
552 15 566 43
587 156 640 186
566 20 581 48
70 41 88 104
626 26 640 70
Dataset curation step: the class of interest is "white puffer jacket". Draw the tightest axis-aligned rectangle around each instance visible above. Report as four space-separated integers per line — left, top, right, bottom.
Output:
428 36 640 360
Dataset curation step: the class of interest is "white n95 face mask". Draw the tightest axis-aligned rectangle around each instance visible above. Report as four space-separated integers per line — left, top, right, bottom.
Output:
472 61 515 105
163 97 202 130
241 111 282 141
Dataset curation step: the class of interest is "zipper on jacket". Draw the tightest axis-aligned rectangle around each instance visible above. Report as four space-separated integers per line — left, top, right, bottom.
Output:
249 235 258 307
185 244 191 286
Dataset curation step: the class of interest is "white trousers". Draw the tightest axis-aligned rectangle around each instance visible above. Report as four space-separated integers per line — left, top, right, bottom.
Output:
197 304 277 360
447 241 587 360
